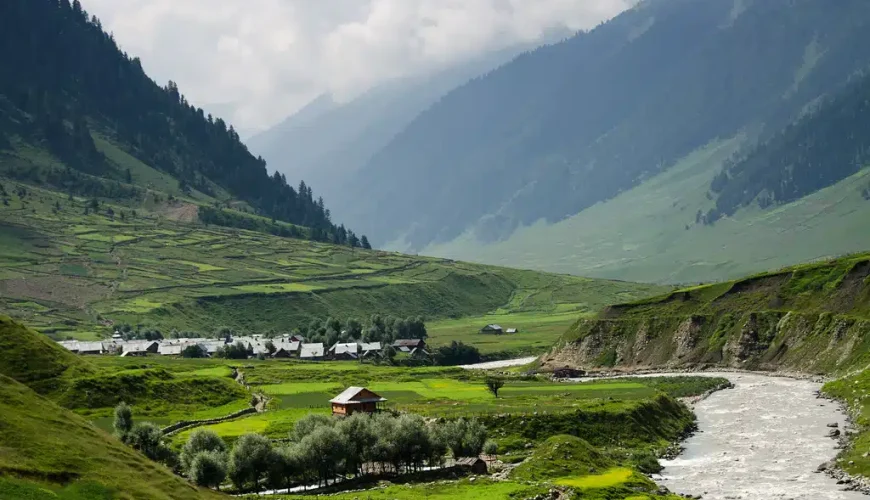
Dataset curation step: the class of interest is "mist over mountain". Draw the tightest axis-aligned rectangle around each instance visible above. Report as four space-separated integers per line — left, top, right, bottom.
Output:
334 0 870 263
246 42 561 210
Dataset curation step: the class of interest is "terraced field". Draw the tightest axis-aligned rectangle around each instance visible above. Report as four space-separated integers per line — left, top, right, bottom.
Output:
0 182 667 355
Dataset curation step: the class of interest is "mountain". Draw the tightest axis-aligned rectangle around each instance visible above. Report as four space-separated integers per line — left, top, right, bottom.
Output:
246 45 550 209
336 0 870 280
0 0 361 246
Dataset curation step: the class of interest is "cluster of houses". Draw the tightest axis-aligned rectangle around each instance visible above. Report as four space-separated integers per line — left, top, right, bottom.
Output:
56 334 428 361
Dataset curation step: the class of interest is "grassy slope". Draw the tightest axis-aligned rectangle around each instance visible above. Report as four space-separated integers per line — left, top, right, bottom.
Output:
543 251 870 374
426 136 870 284
0 181 667 355
0 374 223 500
0 314 93 392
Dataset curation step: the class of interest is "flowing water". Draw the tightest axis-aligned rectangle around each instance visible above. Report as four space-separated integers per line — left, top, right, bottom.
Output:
654 372 864 499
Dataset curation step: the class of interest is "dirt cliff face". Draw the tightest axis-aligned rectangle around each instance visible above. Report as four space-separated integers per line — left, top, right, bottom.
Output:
542 255 870 375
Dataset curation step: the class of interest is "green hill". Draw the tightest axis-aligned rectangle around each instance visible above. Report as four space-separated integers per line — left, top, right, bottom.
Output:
511 435 613 481
542 252 870 375
0 314 93 393
0 373 223 500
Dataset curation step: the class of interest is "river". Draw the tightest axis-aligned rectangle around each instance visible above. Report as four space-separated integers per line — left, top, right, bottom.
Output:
654 372 864 499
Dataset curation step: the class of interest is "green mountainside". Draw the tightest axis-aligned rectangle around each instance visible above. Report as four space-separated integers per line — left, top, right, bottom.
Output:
345 0 870 252
0 0 362 246
0 317 223 500
301 0 870 284
542 252 870 375
0 183 666 354
427 137 870 284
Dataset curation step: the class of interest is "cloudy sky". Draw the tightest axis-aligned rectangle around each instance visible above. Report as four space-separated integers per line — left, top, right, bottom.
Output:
85 0 636 136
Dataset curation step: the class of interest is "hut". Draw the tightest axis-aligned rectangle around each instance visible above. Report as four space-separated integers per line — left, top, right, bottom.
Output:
455 457 488 474
479 324 504 335
329 387 387 416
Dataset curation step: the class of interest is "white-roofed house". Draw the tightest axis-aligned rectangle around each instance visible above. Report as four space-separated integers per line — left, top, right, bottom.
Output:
118 340 159 356
328 342 359 361
272 341 300 358
299 343 325 360
330 387 387 416
360 342 382 358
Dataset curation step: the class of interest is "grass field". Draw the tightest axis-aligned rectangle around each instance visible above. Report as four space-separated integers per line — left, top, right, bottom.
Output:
146 357 725 449
0 315 713 500
426 136 870 285
0 180 667 357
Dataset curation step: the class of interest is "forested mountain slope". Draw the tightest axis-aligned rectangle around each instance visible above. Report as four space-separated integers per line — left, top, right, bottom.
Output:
342 0 870 255
247 47 533 208
710 70 870 221
0 0 358 244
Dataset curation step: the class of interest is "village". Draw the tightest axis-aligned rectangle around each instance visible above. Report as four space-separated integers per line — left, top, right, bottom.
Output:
57 334 430 361
54 323 518 361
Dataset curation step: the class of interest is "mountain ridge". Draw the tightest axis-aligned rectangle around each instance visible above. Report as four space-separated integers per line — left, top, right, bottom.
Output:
337 0 870 260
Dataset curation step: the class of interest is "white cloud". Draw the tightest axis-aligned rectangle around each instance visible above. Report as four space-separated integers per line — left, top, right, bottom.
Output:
83 0 635 134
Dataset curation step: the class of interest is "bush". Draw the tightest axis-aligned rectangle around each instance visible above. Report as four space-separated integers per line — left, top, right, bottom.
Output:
228 433 273 491
127 422 173 464
485 376 505 398
181 430 227 473
290 413 334 442
434 341 481 366
484 440 498 457
113 402 133 438
182 344 207 358
189 450 227 489
441 418 487 458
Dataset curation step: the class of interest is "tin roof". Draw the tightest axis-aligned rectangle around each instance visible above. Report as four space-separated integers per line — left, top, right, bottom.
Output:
329 387 387 404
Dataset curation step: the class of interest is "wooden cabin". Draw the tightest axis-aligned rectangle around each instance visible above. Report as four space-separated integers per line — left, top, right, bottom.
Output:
455 457 488 474
479 324 504 335
330 387 387 416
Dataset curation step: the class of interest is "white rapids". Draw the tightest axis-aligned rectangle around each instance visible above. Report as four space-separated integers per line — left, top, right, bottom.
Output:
654 372 863 500
459 356 537 370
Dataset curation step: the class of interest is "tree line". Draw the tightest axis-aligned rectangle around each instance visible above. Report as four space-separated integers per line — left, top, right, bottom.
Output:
114 404 493 493
0 0 369 246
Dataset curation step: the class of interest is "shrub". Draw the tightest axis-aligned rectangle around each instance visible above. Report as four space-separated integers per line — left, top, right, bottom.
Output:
113 402 133 438
189 450 227 489
485 376 505 398
441 418 487 458
127 422 173 464
484 440 498 457
181 430 227 473
228 433 274 491
434 341 481 366
182 345 207 358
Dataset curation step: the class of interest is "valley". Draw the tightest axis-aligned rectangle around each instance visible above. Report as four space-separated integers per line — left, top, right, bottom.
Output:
0 181 664 357
6 0 870 499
